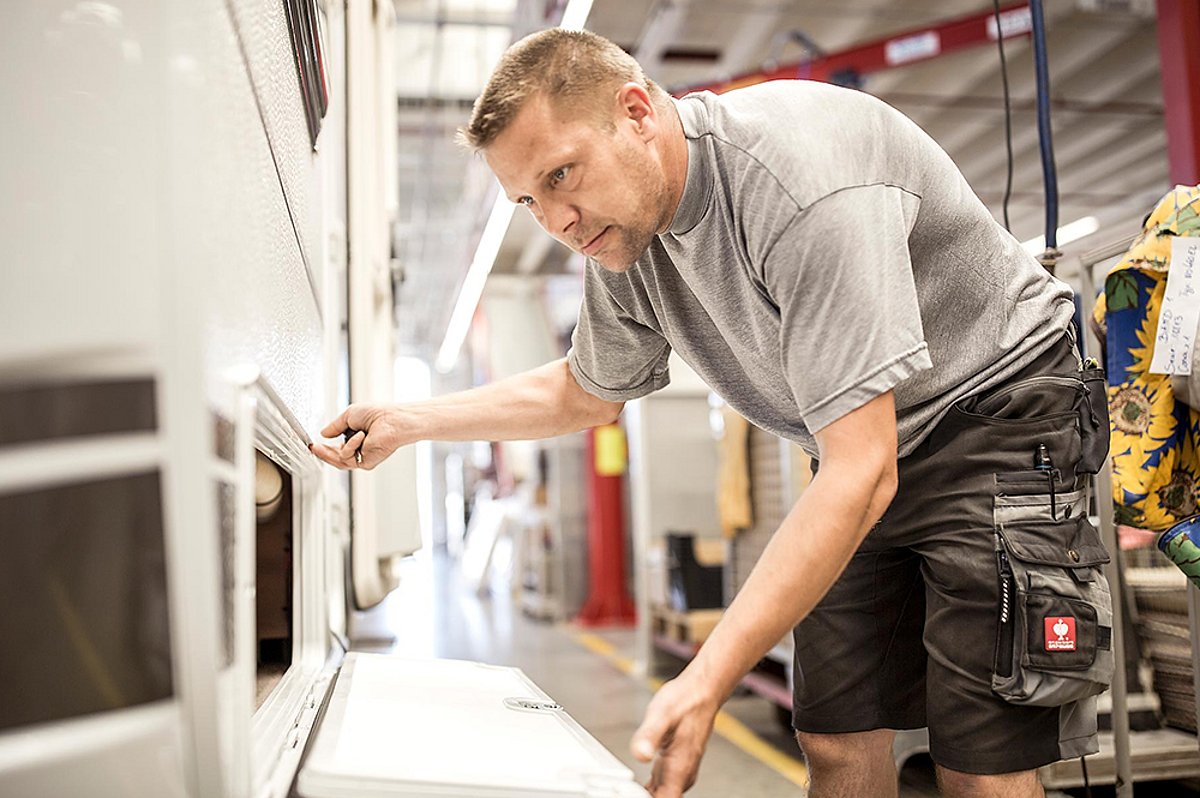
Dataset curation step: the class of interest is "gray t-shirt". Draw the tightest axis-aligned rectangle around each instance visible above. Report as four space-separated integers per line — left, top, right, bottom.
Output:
567 81 1075 457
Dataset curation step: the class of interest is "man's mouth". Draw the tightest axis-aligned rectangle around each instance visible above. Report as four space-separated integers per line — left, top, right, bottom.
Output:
581 227 610 256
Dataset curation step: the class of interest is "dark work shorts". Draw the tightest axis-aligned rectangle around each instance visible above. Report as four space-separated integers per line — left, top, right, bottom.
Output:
791 331 1103 775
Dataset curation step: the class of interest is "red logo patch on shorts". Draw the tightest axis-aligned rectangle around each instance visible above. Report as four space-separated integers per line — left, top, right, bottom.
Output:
1045 617 1077 652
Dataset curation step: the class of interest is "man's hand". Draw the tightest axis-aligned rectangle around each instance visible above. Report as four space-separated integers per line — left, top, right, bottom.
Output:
631 675 720 797
306 360 622 471
310 403 404 470
626 392 899 796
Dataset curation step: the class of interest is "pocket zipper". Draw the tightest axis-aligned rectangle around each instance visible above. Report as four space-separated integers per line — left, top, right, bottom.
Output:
999 548 1013 624
996 540 1016 679
974 374 1085 415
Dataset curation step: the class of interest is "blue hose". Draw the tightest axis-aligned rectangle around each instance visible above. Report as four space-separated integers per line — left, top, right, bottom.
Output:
1029 0 1059 251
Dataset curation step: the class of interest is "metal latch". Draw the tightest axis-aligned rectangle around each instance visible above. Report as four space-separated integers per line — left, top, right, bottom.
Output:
503 697 563 713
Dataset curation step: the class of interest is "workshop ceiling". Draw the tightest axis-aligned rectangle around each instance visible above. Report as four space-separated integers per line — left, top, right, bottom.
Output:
391 0 1168 360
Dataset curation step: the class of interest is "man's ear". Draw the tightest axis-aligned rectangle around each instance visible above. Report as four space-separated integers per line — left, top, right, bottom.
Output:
616 82 657 142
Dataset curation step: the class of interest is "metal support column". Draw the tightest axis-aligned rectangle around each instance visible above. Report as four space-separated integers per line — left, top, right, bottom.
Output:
1080 238 1137 796
1156 0 1200 185
1097 458 1134 798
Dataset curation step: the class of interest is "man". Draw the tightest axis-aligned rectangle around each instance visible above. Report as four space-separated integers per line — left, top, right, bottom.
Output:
314 28 1108 798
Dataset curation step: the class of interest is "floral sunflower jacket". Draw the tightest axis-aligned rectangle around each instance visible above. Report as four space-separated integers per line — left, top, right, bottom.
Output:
1093 184 1200 530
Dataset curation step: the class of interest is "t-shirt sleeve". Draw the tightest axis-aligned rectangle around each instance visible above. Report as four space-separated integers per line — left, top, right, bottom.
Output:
764 183 932 433
567 263 672 402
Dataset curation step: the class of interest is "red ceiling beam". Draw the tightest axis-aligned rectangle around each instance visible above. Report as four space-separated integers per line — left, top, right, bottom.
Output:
673 2 1033 97
1156 0 1200 186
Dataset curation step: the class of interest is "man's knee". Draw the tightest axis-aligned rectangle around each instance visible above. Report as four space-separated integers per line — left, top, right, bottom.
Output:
795 729 896 772
935 765 1043 798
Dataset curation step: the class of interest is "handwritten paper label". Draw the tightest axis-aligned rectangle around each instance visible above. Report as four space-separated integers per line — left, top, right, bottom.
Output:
1150 237 1200 375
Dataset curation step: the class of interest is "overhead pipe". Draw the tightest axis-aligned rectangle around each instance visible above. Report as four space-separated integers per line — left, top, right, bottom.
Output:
1028 0 1061 273
672 2 1033 97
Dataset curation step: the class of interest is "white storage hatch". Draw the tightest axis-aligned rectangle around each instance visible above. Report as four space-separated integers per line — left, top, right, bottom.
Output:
298 653 648 798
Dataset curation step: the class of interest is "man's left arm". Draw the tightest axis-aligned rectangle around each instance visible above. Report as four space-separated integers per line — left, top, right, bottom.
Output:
631 390 899 797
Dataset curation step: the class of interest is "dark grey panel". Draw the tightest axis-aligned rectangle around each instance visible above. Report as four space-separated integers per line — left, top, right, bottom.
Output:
0 472 173 732
214 412 237 464
0 379 156 446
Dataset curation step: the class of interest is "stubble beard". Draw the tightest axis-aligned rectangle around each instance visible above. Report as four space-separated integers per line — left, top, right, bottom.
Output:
594 223 657 272
594 156 668 273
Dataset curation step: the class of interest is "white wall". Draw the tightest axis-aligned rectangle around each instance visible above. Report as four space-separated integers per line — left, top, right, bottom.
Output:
0 2 358 796
0 3 163 370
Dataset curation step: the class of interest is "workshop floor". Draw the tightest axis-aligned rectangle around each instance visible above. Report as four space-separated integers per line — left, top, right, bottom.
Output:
352 550 1197 798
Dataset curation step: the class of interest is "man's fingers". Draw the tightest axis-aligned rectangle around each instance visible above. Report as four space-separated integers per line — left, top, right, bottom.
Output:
338 430 366 459
633 739 657 763
310 443 350 469
636 681 711 796
631 730 660 763
319 408 351 438
647 751 688 798
646 757 662 793
632 700 672 762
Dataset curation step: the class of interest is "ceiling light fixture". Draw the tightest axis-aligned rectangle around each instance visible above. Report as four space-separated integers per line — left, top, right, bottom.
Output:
434 0 594 374
559 0 594 31
435 195 516 373
1021 215 1099 255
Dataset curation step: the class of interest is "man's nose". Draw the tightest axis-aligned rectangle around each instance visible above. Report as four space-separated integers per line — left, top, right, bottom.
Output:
541 201 579 240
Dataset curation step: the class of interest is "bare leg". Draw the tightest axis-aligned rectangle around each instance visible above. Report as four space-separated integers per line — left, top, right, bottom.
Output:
935 766 1045 798
795 729 898 798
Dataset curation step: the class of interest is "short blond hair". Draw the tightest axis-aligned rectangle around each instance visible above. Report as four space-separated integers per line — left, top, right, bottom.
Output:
458 28 667 151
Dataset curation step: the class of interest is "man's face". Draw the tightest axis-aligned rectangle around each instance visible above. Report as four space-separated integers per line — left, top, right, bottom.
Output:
483 91 669 272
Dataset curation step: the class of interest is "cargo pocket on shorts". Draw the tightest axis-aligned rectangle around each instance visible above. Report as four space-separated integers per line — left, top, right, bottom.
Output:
958 367 1109 475
953 374 1085 475
992 488 1114 707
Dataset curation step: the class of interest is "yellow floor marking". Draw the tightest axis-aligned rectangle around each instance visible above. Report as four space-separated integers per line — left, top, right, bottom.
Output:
712 711 809 787
572 630 809 789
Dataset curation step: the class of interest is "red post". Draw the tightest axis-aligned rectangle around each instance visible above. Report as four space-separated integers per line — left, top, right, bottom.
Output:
576 426 636 626
1157 0 1200 185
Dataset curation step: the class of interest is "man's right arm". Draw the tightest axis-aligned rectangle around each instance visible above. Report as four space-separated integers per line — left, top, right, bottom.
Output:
310 357 624 470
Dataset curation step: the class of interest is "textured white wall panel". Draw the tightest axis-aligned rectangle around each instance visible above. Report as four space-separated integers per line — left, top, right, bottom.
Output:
167 0 324 430
0 3 163 366
225 0 326 300
1 2 347 794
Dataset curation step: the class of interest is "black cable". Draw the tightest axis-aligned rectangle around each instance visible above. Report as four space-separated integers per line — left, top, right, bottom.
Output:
992 0 1014 232
1080 754 1092 798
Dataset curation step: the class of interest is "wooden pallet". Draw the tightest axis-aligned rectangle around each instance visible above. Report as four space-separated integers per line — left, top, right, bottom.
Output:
651 605 724 644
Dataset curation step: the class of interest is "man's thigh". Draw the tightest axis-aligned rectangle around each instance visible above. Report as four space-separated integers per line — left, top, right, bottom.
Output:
791 540 927 733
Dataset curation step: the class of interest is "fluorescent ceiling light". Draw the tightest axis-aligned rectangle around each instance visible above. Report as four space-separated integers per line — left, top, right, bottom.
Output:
1021 215 1099 255
435 0 593 373
435 193 516 373
559 0 594 31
